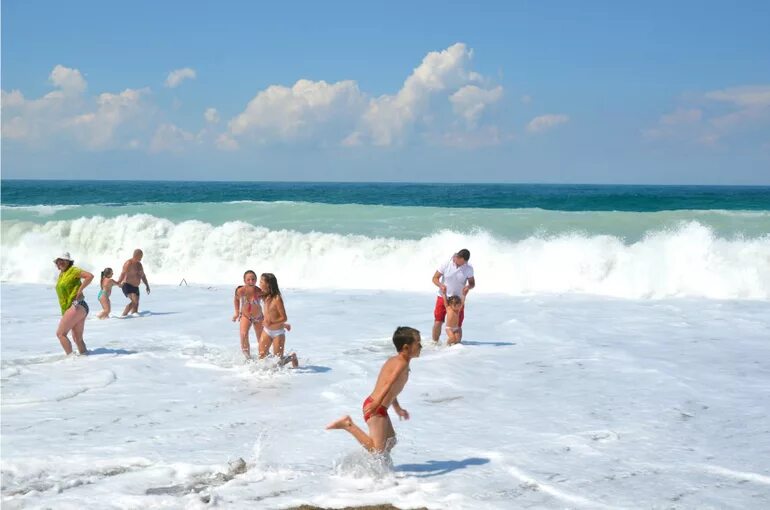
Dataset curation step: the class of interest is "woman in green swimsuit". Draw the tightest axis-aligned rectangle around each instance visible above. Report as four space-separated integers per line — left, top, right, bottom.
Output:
54 252 94 355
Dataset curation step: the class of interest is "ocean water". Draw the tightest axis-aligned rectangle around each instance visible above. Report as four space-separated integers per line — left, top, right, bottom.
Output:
2 181 769 298
2 181 770 509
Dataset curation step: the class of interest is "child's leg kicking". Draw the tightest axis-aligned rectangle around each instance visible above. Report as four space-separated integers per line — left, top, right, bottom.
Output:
326 415 391 453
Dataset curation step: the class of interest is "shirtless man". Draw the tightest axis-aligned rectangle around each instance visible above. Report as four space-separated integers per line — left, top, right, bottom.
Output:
117 249 150 317
258 272 298 367
326 326 422 453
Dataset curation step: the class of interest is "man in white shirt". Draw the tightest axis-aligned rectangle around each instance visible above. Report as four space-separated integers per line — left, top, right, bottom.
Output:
431 249 475 343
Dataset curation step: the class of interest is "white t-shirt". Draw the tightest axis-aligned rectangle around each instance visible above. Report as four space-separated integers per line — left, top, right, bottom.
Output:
436 259 474 297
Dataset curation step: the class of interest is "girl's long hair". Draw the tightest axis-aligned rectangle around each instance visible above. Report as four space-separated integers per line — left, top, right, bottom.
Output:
260 273 281 298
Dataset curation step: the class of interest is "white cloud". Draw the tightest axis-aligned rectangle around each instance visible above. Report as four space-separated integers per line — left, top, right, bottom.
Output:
704 86 770 108
644 85 770 145
69 88 151 149
227 79 366 142
520 95 532 104
204 107 220 124
359 43 483 146
527 114 569 133
49 65 87 95
450 85 503 126
1 65 154 150
150 123 196 153
165 68 197 88
220 43 508 150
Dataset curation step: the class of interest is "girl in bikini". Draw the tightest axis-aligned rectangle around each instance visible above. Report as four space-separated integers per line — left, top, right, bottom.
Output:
96 267 122 319
258 272 297 367
232 270 264 360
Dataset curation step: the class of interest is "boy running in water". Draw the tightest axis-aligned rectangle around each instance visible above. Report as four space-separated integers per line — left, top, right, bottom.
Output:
326 326 422 453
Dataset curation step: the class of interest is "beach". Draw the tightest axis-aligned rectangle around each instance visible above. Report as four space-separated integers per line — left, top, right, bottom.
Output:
2 182 770 508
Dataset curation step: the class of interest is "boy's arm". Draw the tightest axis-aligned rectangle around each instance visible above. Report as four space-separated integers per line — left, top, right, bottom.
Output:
391 397 410 421
366 359 408 412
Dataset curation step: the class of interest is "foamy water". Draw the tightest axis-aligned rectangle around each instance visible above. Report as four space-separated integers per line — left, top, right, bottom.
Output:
2 284 770 509
2 213 769 299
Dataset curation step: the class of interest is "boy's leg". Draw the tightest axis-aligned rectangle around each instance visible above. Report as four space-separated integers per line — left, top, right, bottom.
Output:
446 328 461 345
365 415 392 452
71 316 88 354
131 294 140 314
326 415 391 452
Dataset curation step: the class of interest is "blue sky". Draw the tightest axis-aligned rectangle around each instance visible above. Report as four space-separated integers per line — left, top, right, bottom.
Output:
2 0 769 183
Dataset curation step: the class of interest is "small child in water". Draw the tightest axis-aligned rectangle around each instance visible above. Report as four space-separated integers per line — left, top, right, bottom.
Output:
442 292 466 345
97 268 122 319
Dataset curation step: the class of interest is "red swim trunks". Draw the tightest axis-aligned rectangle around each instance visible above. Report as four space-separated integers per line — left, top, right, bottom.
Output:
433 296 464 326
362 396 388 422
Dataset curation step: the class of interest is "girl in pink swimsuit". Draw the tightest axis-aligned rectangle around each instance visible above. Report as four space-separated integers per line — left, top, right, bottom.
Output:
232 270 264 360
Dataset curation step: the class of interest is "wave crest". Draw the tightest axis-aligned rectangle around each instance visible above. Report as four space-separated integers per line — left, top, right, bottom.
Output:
1 215 768 299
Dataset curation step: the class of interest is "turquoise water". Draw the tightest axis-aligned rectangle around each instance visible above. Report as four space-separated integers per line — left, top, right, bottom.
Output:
3 180 770 211
2 180 768 297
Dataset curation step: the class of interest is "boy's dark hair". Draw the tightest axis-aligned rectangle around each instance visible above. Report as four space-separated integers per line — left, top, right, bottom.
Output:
456 248 471 261
446 295 462 306
243 270 256 279
393 326 420 352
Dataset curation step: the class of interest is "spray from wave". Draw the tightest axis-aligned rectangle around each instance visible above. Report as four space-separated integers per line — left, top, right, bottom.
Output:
1 214 768 299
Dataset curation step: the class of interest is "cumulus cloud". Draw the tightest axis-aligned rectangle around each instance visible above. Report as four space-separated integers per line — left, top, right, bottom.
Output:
526 114 569 133
223 42 507 149
228 79 365 143
165 68 197 88
49 65 87 95
1 65 153 150
449 85 503 126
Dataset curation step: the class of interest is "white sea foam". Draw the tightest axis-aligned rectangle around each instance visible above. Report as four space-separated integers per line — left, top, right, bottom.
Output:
1 215 769 299
2 284 770 508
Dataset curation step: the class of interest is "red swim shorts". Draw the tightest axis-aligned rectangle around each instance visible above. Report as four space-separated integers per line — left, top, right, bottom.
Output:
362 396 388 422
433 296 464 326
